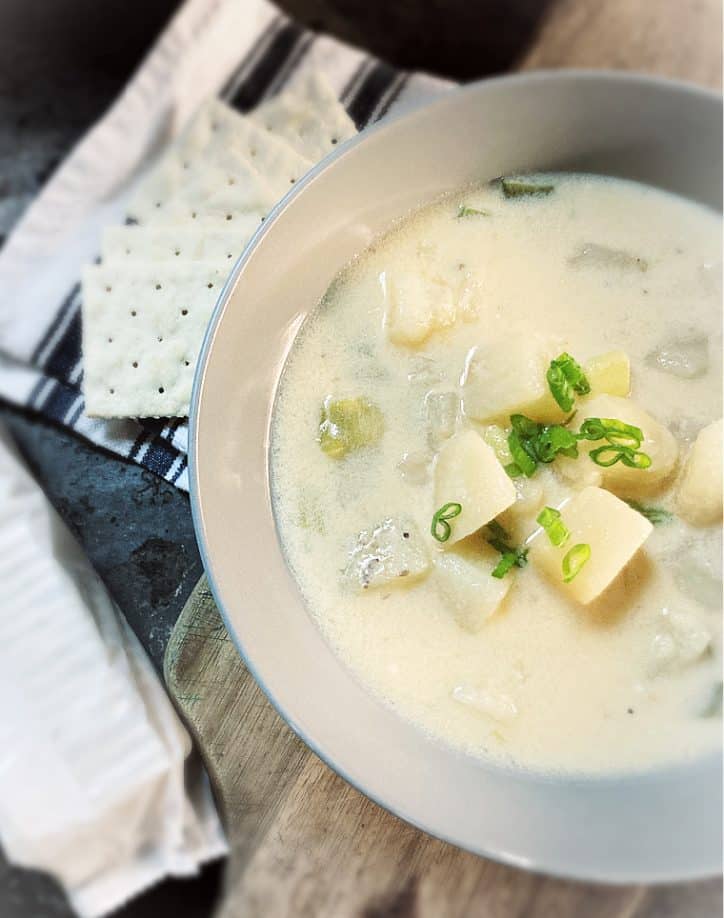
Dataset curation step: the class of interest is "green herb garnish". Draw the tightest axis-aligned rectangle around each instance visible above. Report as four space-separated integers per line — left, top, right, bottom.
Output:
486 519 510 542
536 507 570 547
506 413 580 477
562 543 591 583
624 500 673 525
486 523 529 578
500 177 555 198
578 417 643 447
507 430 538 477
491 552 519 579
457 204 490 218
546 352 591 412
576 417 651 470
535 425 579 462
431 502 462 542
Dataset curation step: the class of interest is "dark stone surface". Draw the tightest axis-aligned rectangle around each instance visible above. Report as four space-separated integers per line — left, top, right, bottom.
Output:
0 407 203 671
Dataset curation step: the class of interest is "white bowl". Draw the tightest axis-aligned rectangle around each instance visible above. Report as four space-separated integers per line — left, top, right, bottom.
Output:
190 71 723 882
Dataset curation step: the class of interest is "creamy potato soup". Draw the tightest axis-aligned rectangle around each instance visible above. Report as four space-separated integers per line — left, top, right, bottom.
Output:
270 174 723 774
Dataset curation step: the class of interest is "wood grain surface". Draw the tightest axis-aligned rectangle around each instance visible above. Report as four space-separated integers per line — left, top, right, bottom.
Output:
165 581 721 918
165 2 722 914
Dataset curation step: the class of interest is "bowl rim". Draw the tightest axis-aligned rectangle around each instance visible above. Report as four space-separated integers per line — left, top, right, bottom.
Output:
189 68 723 883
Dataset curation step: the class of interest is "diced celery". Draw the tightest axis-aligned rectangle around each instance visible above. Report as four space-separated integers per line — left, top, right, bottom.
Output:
319 397 384 459
480 424 513 465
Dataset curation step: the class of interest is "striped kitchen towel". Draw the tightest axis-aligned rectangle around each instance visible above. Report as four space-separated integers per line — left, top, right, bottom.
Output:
0 0 449 491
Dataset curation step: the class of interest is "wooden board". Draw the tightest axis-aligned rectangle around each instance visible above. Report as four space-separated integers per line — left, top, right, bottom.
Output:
165 579 721 917
164 1 722 912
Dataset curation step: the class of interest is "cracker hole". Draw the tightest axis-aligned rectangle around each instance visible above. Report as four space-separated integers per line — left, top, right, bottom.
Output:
155 201 162 208
191 211 197 219
155 283 162 290
225 214 232 221
226 253 232 259
290 177 295 184
331 137 338 145
132 361 138 368
158 387 165 394
174 250 180 256
105 285 112 292
228 177 236 186
107 337 113 343
109 388 115 394
206 282 213 289
157 336 163 342
125 248 131 255
181 308 188 316
182 161 190 170
130 310 137 317
184 359 190 367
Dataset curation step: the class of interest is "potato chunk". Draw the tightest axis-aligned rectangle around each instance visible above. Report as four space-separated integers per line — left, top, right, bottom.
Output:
382 267 479 346
576 395 678 495
585 350 630 398
343 518 430 592
462 334 565 424
677 419 723 525
434 543 512 632
434 430 516 544
529 486 652 604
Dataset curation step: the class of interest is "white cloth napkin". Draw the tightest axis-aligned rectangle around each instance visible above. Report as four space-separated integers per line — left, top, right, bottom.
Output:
0 424 227 916
0 0 448 491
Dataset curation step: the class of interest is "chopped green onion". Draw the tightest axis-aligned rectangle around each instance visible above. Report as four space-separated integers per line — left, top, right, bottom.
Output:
590 444 652 469
547 362 574 411
577 417 608 441
620 450 652 469
487 530 528 577
562 543 591 583
547 352 591 411
536 506 570 547
624 500 673 525
507 430 538 477
500 177 555 198
575 417 651 472
589 444 626 467
457 204 490 218
506 414 580 472
491 552 518 579
535 425 579 462
505 462 523 478
556 353 590 394
577 417 644 446
487 520 510 541
431 502 462 542
510 414 540 439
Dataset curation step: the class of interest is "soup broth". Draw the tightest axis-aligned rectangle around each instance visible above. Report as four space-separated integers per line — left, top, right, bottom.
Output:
271 174 722 774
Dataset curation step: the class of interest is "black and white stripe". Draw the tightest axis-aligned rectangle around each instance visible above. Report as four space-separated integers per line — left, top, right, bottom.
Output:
6 6 441 494
225 20 308 112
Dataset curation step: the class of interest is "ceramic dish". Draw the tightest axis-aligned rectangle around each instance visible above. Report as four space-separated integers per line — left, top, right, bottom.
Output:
190 71 723 882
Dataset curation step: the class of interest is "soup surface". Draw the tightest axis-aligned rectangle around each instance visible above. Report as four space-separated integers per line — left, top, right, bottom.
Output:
271 174 723 774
